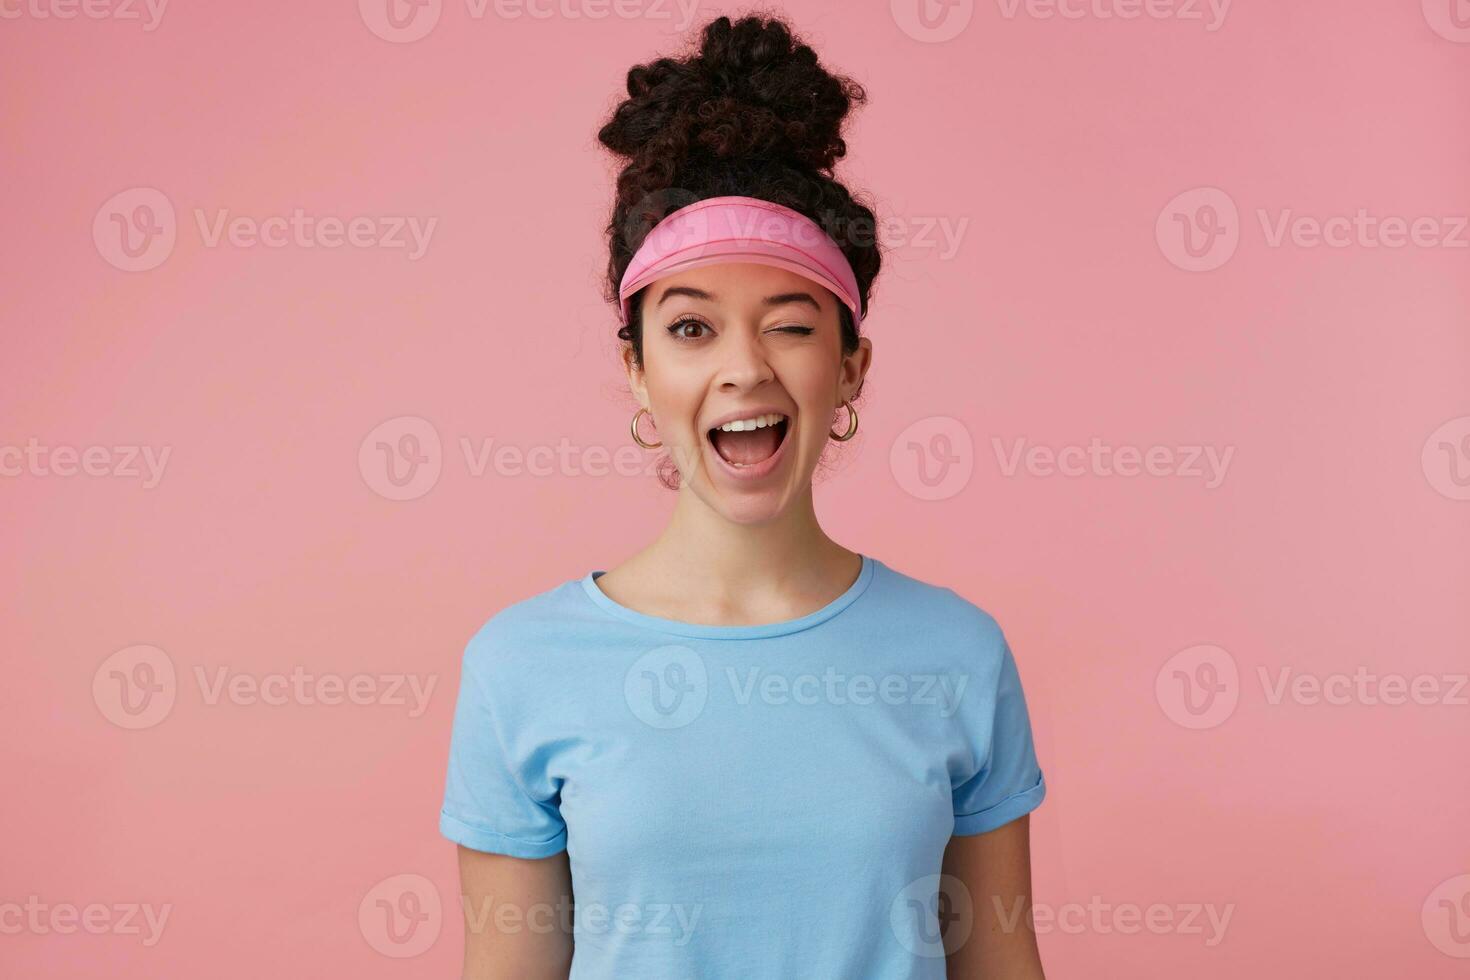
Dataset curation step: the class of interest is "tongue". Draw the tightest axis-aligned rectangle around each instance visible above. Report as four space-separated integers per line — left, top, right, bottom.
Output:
711 425 781 466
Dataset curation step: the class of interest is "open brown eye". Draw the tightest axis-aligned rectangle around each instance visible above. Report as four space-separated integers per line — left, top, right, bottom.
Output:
667 318 710 340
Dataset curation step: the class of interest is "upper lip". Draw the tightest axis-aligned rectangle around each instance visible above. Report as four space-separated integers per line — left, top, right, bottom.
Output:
704 406 793 431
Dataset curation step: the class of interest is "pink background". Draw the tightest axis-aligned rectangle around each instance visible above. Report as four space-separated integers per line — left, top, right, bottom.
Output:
4 0 1469 975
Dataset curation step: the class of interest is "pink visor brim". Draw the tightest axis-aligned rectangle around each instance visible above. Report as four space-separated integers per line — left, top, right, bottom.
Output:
617 196 864 327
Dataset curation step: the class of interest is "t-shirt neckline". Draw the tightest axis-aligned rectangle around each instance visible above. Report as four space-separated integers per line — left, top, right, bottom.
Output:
579 554 875 640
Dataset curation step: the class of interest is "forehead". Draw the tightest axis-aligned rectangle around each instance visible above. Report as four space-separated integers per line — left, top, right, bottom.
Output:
649 261 836 310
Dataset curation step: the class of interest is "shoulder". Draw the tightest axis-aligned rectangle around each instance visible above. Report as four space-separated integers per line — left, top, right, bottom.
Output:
869 555 1006 640
869 556 1010 661
458 577 587 680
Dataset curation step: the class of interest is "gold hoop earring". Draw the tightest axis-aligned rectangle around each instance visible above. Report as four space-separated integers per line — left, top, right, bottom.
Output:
829 399 858 441
631 407 661 449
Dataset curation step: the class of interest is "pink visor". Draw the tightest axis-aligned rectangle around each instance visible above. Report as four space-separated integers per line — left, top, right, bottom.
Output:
617 195 864 327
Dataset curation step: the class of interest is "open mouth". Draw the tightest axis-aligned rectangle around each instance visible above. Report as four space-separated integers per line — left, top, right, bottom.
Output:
707 414 791 469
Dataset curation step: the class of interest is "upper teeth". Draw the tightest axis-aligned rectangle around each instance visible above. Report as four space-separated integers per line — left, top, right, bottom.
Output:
715 413 787 432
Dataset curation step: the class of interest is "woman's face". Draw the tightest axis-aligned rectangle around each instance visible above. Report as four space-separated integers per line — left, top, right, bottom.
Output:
627 261 871 524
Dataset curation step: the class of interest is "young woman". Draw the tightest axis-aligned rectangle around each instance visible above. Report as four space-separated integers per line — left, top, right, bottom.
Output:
440 14 1048 978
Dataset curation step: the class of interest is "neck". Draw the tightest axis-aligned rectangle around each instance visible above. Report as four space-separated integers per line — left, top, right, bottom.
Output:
638 483 855 598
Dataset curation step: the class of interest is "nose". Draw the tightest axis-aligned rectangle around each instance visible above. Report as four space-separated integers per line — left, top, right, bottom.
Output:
712 326 776 391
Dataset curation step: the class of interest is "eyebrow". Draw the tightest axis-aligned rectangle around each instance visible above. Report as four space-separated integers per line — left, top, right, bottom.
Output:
654 285 824 312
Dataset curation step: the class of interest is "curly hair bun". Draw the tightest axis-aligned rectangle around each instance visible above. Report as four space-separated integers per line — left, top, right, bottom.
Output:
598 14 866 176
599 11 881 408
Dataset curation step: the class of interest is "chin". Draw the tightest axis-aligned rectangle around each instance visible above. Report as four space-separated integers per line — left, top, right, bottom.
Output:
698 480 794 526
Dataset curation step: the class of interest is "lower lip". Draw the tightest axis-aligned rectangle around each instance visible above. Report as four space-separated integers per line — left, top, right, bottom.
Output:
705 419 792 483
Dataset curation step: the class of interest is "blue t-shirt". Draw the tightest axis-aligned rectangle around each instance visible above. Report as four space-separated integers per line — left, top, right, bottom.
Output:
439 553 1047 978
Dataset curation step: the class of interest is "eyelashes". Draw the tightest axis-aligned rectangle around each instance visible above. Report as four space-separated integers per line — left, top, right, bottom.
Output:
665 318 815 342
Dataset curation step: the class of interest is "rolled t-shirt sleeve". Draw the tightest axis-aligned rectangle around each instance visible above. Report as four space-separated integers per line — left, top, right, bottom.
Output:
439 625 567 859
951 632 1047 836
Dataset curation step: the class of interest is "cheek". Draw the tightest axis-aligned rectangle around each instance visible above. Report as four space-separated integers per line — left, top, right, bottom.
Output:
782 361 842 416
643 374 707 435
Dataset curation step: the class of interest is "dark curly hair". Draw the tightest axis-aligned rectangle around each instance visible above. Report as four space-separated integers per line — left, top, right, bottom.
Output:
597 12 881 488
